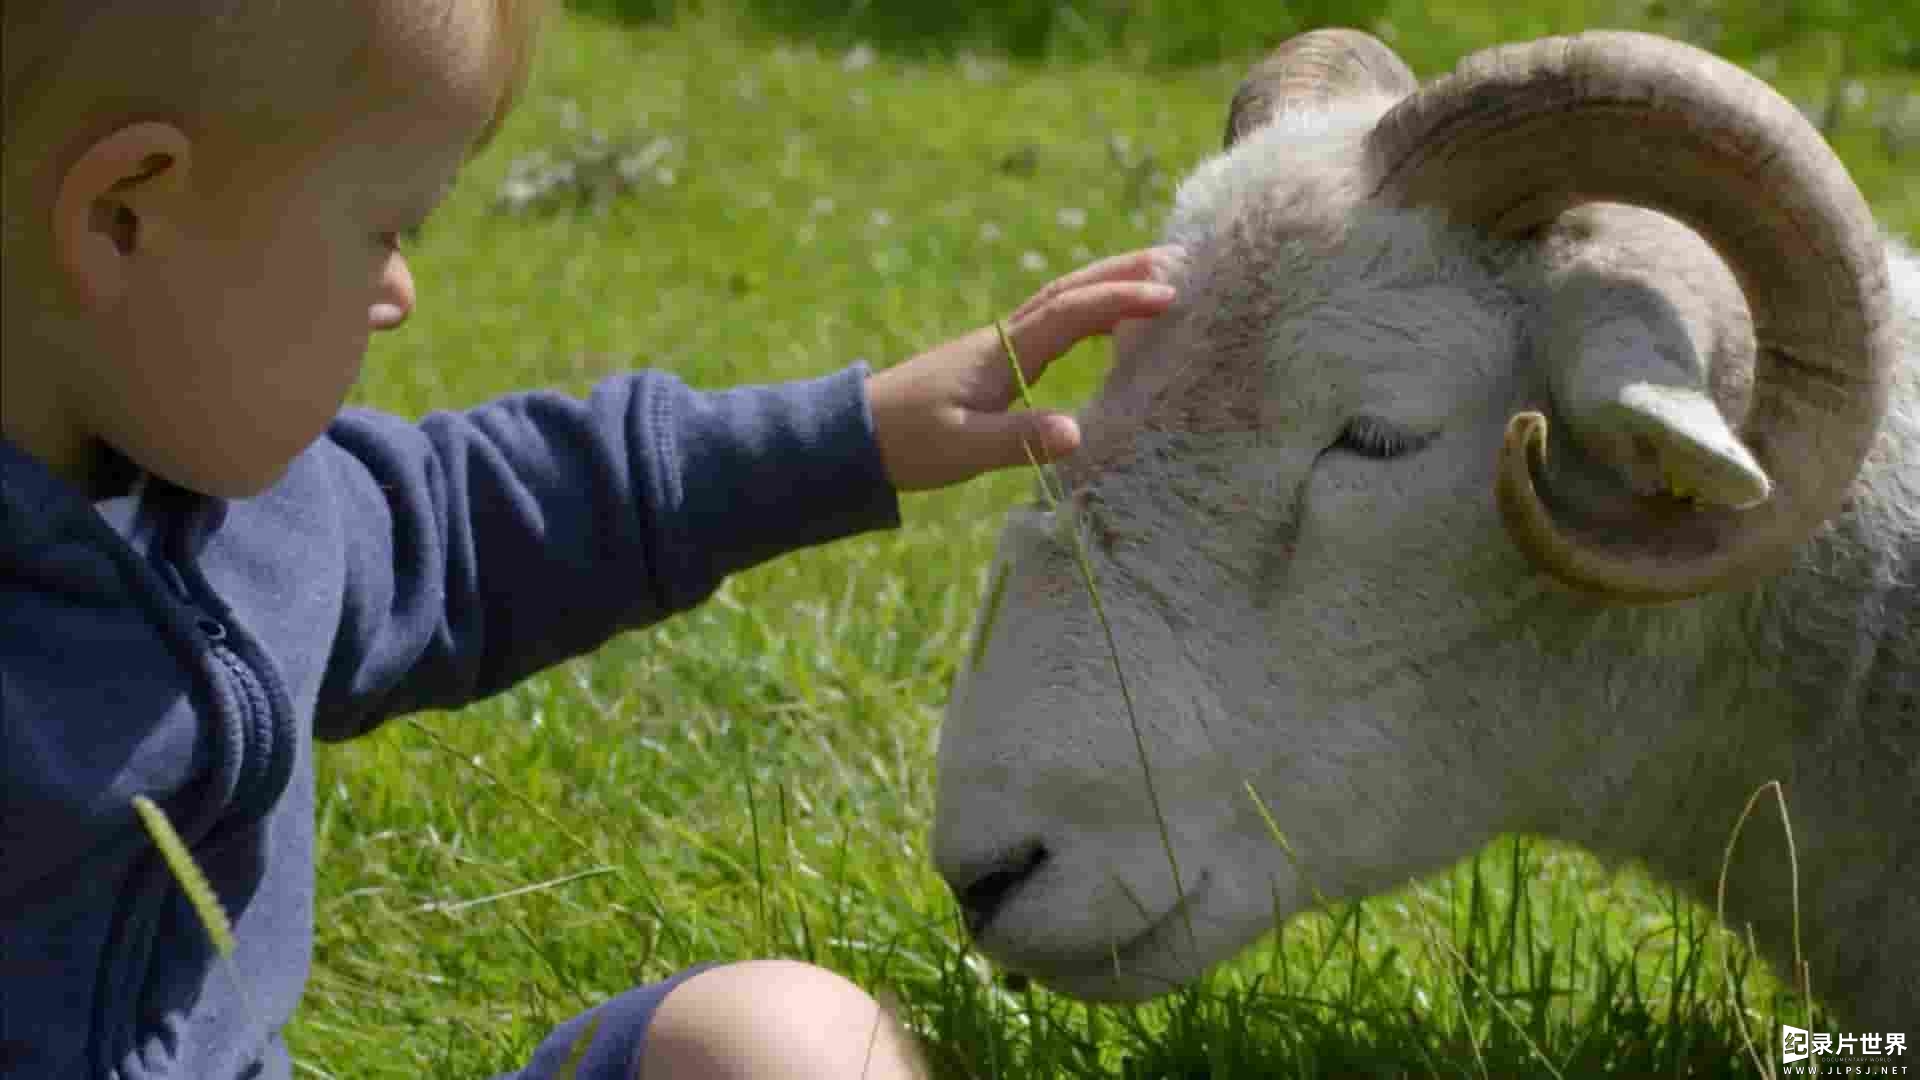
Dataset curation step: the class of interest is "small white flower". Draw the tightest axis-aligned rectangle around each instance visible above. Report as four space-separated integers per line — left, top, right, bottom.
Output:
615 159 646 186
1056 206 1087 229
842 42 875 72
1843 80 1869 110
870 208 892 228
978 222 1003 243
1020 250 1048 272
812 196 836 216
653 166 676 187
500 177 538 207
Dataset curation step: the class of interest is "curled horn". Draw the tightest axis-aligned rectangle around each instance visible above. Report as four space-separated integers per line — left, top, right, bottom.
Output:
1225 28 1419 147
1365 32 1895 603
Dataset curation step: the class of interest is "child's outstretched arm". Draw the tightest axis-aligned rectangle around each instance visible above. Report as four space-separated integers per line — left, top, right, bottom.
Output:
868 246 1182 491
315 247 1178 736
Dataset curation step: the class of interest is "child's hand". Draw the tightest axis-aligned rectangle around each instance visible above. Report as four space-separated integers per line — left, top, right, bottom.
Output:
867 246 1182 492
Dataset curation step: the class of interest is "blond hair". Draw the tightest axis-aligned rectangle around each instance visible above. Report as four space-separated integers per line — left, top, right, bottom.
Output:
2 0 546 226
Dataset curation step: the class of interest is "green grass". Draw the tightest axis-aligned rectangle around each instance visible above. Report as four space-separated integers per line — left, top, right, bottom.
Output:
292 4 1917 1076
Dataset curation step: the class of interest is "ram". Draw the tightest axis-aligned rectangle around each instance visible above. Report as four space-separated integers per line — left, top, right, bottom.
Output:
933 29 1918 1028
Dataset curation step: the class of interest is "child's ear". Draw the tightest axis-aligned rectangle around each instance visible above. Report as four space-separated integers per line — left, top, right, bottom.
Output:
52 120 193 310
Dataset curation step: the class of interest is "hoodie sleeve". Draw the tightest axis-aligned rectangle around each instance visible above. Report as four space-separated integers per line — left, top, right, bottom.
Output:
313 365 900 740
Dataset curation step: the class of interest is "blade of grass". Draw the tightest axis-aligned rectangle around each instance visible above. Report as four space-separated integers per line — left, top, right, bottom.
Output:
1715 779 1808 1080
996 318 1194 957
133 794 236 956
399 717 692 957
133 794 261 1041
1243 781 1334 911
419 865 618 915
968 561 1012 674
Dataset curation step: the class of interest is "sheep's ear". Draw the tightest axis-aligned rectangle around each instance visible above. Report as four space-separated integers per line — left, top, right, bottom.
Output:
1547 277 1772 509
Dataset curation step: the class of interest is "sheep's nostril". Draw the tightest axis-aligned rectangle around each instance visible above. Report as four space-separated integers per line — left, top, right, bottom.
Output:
955 843 1049 937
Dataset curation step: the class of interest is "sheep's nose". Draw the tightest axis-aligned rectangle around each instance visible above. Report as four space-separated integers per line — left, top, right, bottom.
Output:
946 842 1049 937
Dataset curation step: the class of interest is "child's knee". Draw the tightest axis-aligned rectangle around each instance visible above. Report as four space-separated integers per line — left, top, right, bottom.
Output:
638 959 925 1079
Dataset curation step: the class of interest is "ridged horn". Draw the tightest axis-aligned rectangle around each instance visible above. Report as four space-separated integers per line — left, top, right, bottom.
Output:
1366 31 1895 603
1226 28 1419 147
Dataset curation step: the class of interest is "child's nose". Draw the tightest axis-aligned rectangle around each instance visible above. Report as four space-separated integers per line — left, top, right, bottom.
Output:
369 251 416 331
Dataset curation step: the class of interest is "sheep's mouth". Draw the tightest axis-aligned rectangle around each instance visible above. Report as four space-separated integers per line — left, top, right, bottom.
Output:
995 871 1212 993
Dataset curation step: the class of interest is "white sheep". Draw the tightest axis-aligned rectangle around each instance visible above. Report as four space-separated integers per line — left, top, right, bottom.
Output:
932 29 1919 1029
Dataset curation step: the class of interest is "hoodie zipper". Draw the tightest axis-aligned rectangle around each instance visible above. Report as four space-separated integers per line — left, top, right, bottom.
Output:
155 559 282 820
93 534 295 1074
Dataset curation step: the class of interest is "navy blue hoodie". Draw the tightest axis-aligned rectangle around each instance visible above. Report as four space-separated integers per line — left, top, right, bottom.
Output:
0 366 900 1079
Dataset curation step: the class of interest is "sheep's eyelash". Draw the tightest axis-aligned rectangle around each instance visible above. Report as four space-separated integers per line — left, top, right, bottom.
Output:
1334 415 1436 459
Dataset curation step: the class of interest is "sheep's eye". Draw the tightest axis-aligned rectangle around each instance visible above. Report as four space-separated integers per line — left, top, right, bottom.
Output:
1332 416 1434 460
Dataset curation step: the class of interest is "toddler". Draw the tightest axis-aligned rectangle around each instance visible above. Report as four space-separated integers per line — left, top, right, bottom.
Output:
0 2 1179 1077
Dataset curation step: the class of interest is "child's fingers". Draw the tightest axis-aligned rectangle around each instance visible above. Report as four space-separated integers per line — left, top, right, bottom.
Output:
1007 245 1184 324
1004 279 1177 383
954 410 1083 479
1000 411 1082 468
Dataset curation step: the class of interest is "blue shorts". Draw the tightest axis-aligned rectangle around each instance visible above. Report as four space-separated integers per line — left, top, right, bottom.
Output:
493 964 717 1080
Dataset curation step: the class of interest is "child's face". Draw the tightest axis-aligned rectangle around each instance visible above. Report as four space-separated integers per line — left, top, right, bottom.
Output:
97 77 493 498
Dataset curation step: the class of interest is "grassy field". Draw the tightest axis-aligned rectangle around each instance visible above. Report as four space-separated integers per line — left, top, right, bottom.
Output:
290 3 1918 1076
